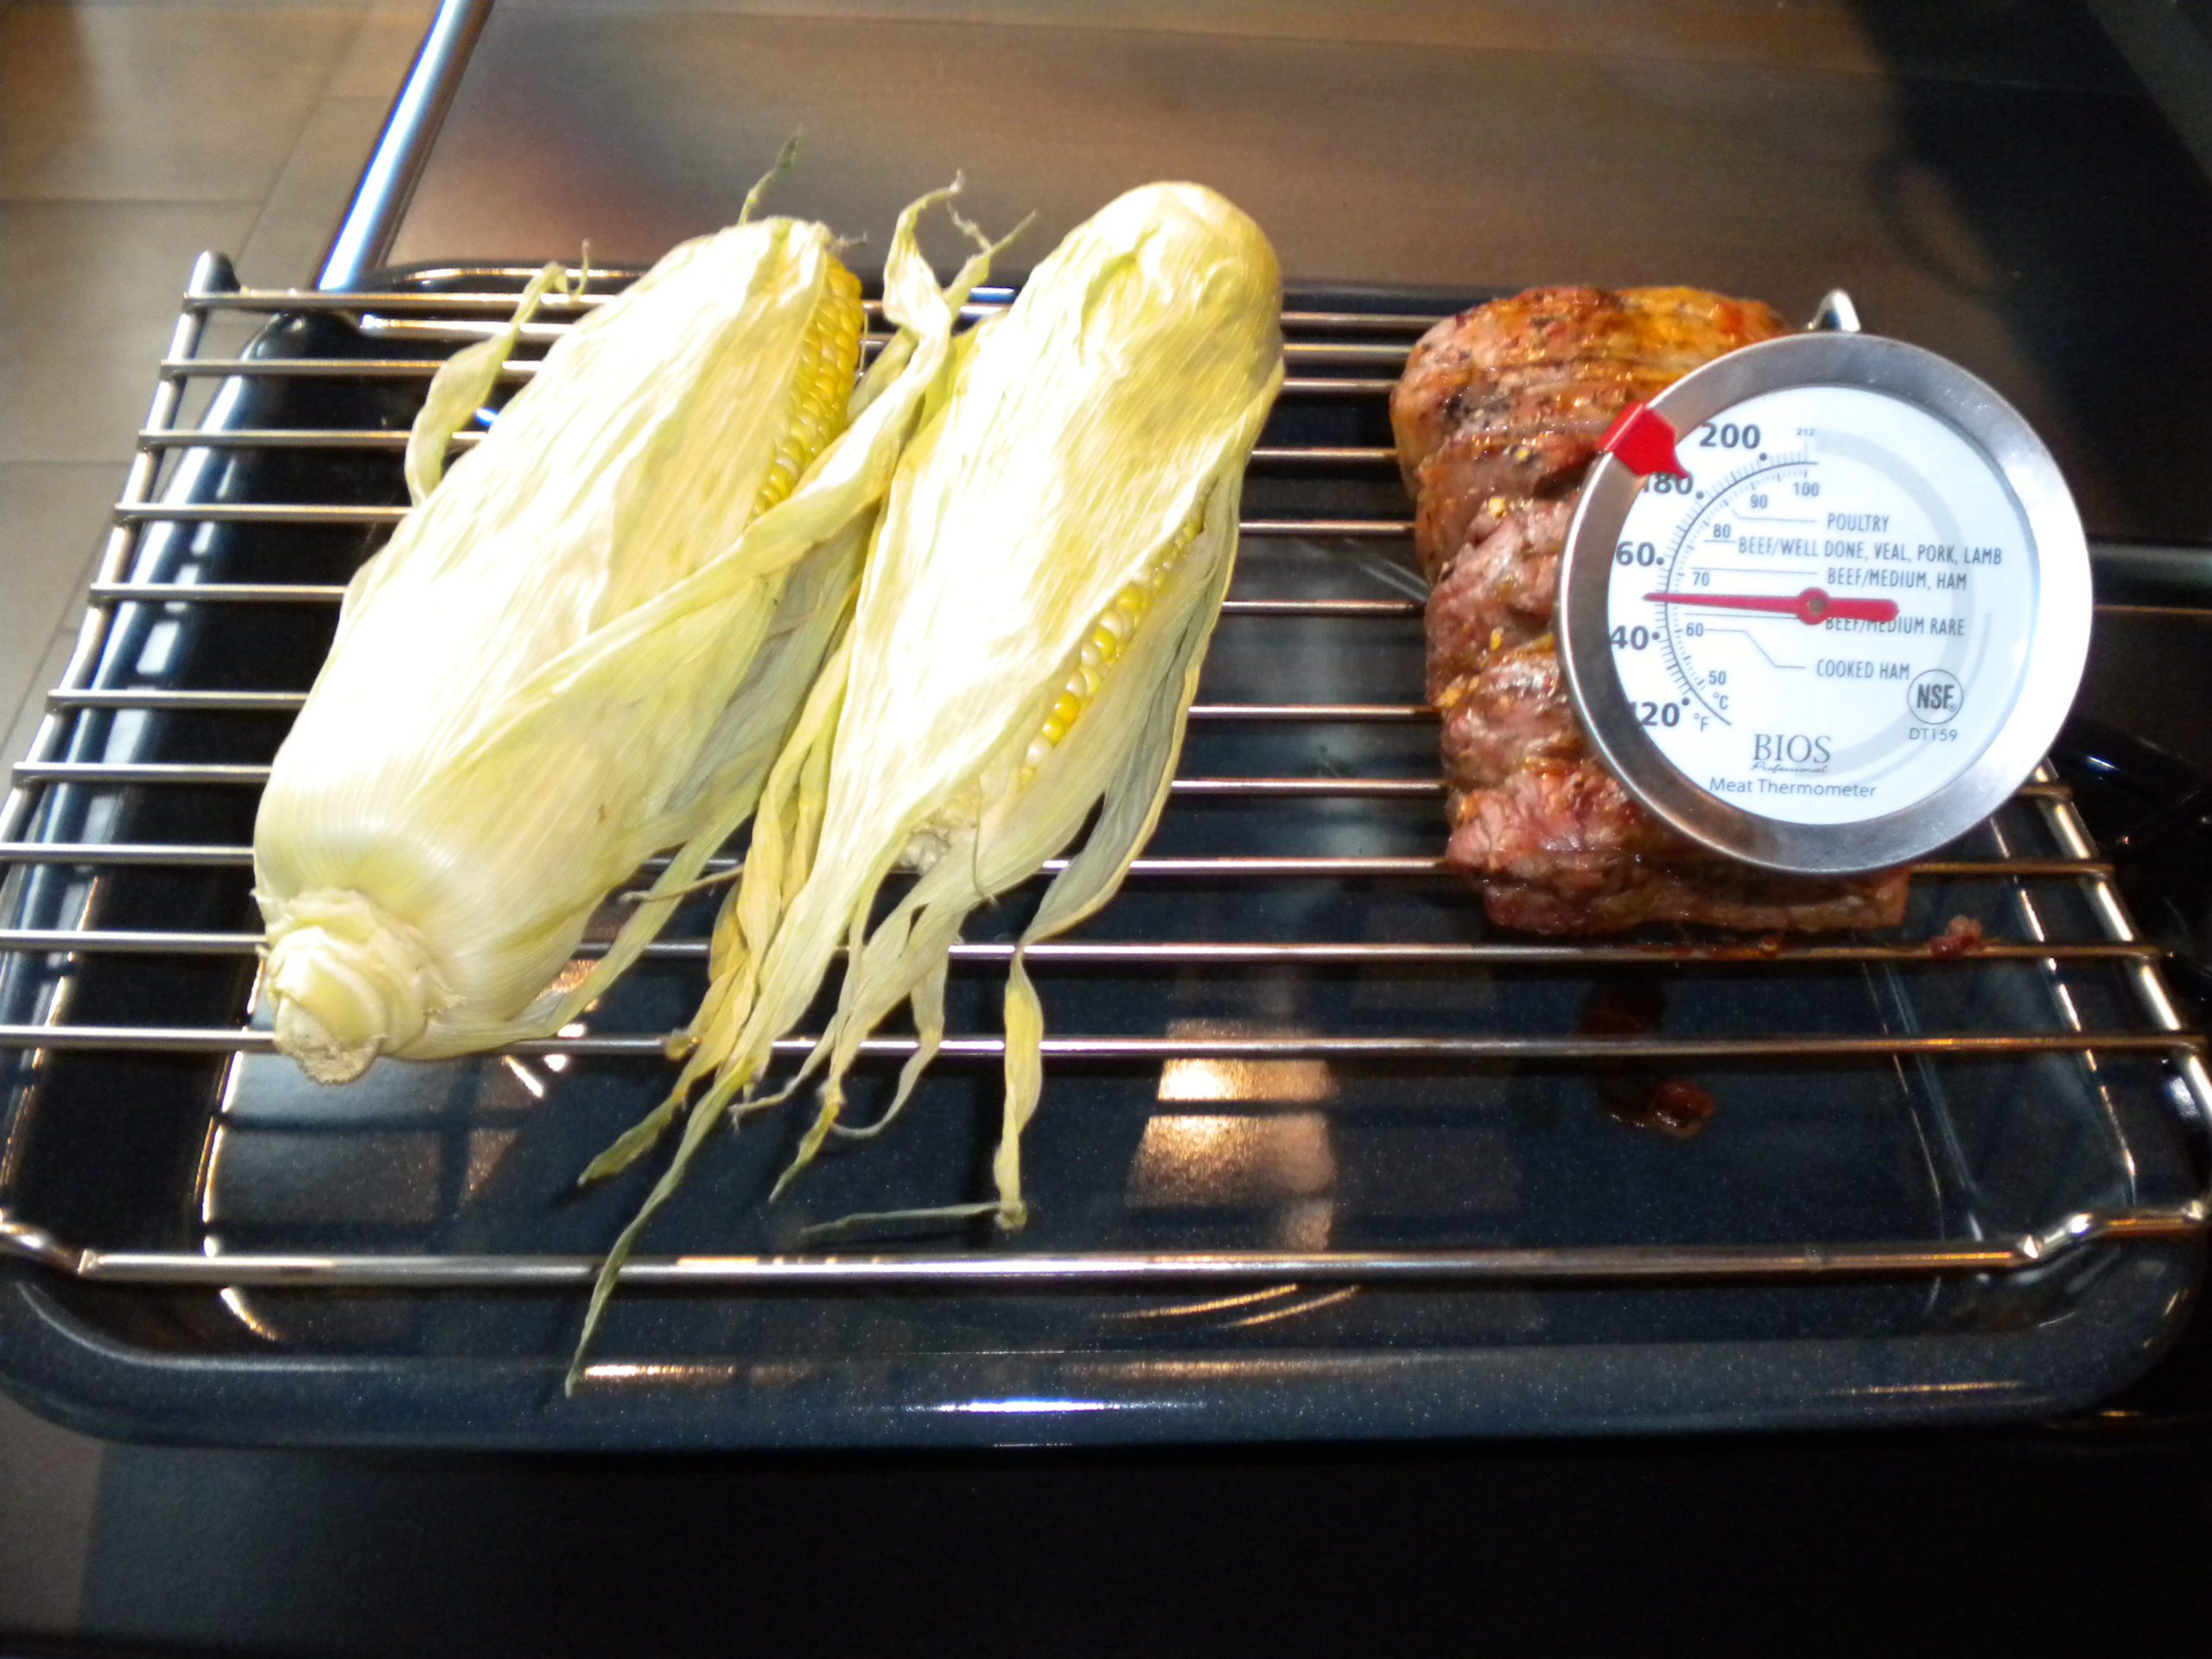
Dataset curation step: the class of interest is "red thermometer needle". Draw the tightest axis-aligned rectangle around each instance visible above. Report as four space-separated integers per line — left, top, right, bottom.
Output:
1642 586 1900 626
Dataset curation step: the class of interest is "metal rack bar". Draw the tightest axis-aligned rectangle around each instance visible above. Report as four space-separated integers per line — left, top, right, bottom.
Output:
192 280 1444 338
0 837 2122 885
0 1023 2194 1061
3 1203 2205 1291
0 927 2159 967
105 504 1414 537
153 357 1399 398
79 552 2190 641
67 583 1427 618
0 842 251 868
66 580 2177 622
359 324 1416 366
1 692 2113 817
40 689 1443 721
6 762 1452 799
134 429 1402 469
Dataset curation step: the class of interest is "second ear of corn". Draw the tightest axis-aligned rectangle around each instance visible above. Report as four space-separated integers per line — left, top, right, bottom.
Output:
253 184 1001 1084
572 182 1286 1369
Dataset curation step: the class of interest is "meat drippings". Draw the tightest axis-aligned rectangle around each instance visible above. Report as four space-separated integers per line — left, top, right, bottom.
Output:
1575 979 1717 1141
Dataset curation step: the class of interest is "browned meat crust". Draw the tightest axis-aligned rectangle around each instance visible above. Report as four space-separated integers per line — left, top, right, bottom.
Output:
1395 286 1910 935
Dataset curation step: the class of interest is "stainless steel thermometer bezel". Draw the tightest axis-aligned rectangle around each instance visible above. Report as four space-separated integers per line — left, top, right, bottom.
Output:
1557 331 2091 876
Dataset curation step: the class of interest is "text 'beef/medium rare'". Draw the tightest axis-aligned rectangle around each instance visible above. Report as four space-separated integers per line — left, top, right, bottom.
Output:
1391 286 1910 935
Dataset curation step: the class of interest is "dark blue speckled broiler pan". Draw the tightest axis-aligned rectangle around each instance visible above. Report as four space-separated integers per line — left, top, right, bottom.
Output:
0 264 2203 1449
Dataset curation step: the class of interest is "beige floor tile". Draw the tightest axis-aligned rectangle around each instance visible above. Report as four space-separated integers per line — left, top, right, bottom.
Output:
61 1 363 9
330 0 434 98
0 3 363 202
270 94 400 223
234 208 340 290
472 0 2122 87
0 462 116 731
234 94 391 286
0 199 260 464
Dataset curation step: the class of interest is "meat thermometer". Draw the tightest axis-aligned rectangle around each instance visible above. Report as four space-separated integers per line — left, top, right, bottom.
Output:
1556 296 2091 875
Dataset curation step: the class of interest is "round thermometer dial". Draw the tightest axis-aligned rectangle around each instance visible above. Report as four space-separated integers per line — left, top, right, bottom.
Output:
1559 333 2090 875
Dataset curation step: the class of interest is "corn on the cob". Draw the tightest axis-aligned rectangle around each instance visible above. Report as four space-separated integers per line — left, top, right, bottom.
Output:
573 182 1283 1375
254 182 1001 1084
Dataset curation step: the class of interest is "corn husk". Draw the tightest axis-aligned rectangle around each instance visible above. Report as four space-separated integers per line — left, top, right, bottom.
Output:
253 183 1000 1084
573 182 1284 1373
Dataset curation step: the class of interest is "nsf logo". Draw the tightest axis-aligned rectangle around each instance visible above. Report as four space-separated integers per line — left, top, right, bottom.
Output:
1909 670 1964 725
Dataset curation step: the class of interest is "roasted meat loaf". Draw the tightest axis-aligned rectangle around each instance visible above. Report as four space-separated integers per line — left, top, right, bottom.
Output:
1391 286 1910 935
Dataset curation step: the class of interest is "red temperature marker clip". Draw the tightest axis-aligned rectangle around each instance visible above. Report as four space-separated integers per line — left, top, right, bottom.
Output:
1598 402 1688 480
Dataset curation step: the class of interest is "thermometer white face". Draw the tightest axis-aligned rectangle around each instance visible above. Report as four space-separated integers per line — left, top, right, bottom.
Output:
1560 332 2091 875
1606 385 2031 826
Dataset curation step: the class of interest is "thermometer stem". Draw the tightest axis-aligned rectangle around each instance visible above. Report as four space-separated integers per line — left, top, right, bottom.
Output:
1642 586 1899 626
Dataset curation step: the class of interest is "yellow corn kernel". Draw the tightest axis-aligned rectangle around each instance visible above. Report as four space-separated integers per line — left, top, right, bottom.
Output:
1013 510 1209 779
751 259 865 518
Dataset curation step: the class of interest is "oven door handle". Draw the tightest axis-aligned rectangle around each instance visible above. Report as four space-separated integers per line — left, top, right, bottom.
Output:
316 0 496 290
